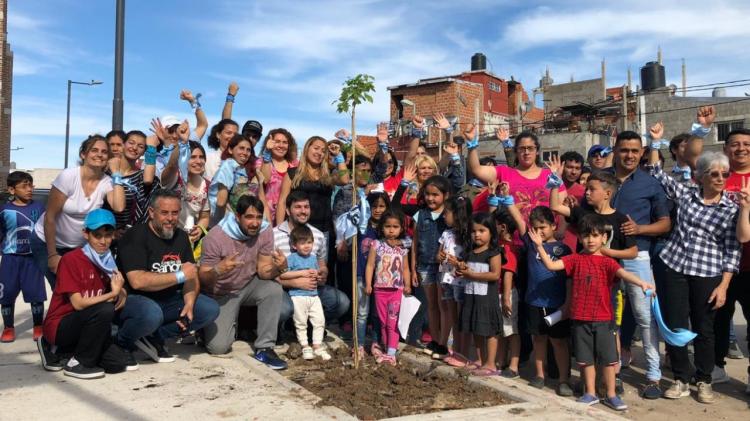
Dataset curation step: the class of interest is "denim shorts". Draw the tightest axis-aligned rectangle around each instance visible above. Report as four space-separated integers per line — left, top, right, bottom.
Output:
417 266 439 286
441 283 465 303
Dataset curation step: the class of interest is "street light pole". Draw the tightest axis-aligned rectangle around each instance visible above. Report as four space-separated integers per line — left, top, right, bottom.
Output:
65 80 103 168
113 0 125 130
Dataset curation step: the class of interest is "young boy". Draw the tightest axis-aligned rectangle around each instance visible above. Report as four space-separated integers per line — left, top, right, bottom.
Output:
493 207 521 379
547 166 638 395
0 171 46 342
497 182 574 396
281 225 331 361
529 214 654 411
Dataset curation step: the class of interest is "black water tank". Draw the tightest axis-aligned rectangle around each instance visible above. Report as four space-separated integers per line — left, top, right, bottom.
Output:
640 61 666 91
471 53 487 71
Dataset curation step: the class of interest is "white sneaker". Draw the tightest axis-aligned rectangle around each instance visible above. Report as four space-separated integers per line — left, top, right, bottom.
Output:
314 347 332 361
663 380 690 399
302 346 314 360
711 366 730 384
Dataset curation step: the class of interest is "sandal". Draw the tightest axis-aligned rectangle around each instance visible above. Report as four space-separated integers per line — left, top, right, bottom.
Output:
466 360 482 370
472 367 498 377
370 343 384 358
444 354 468 367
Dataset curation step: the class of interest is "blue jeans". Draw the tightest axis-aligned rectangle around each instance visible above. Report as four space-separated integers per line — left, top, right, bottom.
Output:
115 292 220 349
622 252 661 382
279 285 350 325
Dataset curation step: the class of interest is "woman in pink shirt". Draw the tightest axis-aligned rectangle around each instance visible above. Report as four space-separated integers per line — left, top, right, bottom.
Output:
257 128 299 225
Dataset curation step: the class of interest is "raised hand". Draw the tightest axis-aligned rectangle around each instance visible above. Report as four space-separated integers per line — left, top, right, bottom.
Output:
376 122 389 143
180 89 195 103
697 105 716 128
739 177 750 209
649 121 664 140
620 214 641 236
527 229 543 246
402 162 417 182
462 123 477 141
546 154 563 176
412 115 424 129
177 120 190 143
228 81 239 96
497 181 510 197
496 126 510 141
443 141 459 155
150 118 168 141
434 112 451 130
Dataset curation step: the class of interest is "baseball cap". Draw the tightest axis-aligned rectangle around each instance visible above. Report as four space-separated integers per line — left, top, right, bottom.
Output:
242 120 263 138
160 115 181 128
587 144 607 157
84 209 116 230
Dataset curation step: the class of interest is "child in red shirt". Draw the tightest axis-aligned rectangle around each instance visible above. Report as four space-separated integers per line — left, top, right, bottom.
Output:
38 209 128 379
529 213 653 411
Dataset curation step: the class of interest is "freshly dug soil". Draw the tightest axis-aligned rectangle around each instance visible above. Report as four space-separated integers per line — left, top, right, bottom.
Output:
283 347 512 419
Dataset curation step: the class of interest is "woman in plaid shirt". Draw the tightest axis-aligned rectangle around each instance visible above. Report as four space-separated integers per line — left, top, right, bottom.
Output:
647 150 740 404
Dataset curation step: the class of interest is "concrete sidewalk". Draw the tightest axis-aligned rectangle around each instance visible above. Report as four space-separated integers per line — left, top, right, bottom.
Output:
0 304 348 421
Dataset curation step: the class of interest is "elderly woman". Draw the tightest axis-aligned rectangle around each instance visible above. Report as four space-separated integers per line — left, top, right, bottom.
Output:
648 151 740 404
31 136 125 288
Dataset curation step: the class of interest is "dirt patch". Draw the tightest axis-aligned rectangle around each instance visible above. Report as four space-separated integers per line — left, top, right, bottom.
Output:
282 347 512 419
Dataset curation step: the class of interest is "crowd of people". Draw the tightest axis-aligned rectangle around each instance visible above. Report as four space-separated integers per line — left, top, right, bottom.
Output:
1 83 749 412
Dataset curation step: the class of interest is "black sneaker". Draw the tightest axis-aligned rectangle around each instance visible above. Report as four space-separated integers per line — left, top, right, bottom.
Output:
423 341 439 356
642 382 661 400
37 337 63 372
529 376 545 389
254 348 288 370
124 349 139 371
432 344 450 360
135 337 175 363
63 357 105 379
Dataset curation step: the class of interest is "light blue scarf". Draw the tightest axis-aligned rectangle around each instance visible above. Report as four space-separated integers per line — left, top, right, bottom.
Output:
82 244 118 277
647 290 697 347
218 212 270 241
208 159 245 214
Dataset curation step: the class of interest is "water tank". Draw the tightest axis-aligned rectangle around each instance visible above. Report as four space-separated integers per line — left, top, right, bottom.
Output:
712 87 726 97
640 61 666 91
471 53 487 71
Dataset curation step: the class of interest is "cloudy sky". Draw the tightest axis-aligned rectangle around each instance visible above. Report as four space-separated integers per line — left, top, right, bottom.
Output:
9 0 750 169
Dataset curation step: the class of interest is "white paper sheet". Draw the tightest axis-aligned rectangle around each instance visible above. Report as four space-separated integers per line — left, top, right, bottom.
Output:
398 294 422 339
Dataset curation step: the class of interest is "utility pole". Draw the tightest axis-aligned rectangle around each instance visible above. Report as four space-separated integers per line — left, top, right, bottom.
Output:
621 85 628 132
112 0 125 130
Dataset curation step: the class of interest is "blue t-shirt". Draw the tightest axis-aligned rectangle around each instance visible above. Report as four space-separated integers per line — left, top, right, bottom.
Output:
523 234 571 308
0 201 44 255
287 251 320 297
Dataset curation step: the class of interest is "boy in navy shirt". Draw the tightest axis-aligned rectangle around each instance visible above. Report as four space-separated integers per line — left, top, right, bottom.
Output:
1 171 46 342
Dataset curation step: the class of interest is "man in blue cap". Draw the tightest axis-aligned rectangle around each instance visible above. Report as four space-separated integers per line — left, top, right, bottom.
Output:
588 144 612 171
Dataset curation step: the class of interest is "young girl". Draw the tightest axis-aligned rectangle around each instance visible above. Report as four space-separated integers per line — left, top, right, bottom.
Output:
409 175 451 357
492 206 521 378
354 192 390 359
456 212 503 376
209 134 270 225
365 210 411 365
437 196 474 367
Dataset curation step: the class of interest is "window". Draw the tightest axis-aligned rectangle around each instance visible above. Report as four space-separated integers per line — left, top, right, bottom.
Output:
488 81 501 93
718 120 744 142
541 150 559 161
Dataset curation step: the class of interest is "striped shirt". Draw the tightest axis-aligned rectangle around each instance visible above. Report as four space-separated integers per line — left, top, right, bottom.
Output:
105 170 159 229
651 165 740 277
273 220 328 262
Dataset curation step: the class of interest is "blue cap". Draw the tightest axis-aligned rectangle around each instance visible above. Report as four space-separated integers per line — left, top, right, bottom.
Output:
84 209 116 230
588 144 606 157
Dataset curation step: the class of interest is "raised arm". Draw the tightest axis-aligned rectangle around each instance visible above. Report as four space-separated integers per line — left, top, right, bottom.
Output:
159 119 189 189
546 155 570 217
498 181 527 235
181 89 207 140
404 115 425 166
528 230 565 271
106 157 126 212
496 126 516 168
466 123 497 184
222 82 239 120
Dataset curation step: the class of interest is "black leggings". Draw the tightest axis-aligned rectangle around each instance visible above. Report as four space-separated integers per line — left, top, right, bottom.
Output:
715 271 750 368
56 302 115 367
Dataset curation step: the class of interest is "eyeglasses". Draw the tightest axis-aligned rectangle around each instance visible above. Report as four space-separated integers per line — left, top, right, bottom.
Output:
706 170 730 179
516 146 537 153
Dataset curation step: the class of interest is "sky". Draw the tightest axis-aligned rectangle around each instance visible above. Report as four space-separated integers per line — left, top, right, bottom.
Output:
9 0 750 169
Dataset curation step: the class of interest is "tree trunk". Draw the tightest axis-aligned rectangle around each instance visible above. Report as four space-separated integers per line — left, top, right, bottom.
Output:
351 108 360 368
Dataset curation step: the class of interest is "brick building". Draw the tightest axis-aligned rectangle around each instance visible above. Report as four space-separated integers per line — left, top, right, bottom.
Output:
0 0 12 189
386 54 543 161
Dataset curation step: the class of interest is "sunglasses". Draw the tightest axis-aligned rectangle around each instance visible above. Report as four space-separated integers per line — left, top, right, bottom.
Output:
516 146 537 153
706 170 730 179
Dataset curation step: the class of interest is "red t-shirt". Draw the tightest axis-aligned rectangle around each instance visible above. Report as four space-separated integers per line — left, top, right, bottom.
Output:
500 240 518 292
43 249 111 345
473 189 490 213
561 253 621 322
562 183 586 252
726 171 750 271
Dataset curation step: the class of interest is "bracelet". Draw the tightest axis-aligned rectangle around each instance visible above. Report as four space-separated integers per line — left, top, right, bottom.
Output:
111 172 124 186
487 195 500 207
466 138 479 150
498 195 515 206
175 270 186 284
262 149 273 163
411 127 424 139
144 145 157 165
444 126 454 134
226 94 235 103
450 153 460 162
47 253 59 259
190 93 203 110
378 142 389 152
545 173 563 189
501 138 513 149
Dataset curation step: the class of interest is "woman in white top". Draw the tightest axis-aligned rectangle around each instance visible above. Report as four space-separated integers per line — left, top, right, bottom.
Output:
31 135 126 288
204 118 239 180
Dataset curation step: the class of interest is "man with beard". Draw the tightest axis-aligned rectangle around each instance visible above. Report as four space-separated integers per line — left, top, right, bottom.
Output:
274 191 350 333
199 195 287 370
115 189 219 364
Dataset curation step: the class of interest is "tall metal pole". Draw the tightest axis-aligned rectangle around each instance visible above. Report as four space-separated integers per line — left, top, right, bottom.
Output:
65 80 72 168
112 0 125 130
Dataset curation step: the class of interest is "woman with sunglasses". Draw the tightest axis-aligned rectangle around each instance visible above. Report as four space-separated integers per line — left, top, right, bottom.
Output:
646 147 740 404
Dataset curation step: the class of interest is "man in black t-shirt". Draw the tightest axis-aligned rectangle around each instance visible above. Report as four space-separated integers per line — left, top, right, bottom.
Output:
115 189 219 364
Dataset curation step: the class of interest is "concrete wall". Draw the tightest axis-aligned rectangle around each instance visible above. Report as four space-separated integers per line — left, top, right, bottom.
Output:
544 78 605 110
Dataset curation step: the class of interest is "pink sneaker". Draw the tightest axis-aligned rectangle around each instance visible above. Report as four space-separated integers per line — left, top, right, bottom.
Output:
370 343 384 358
